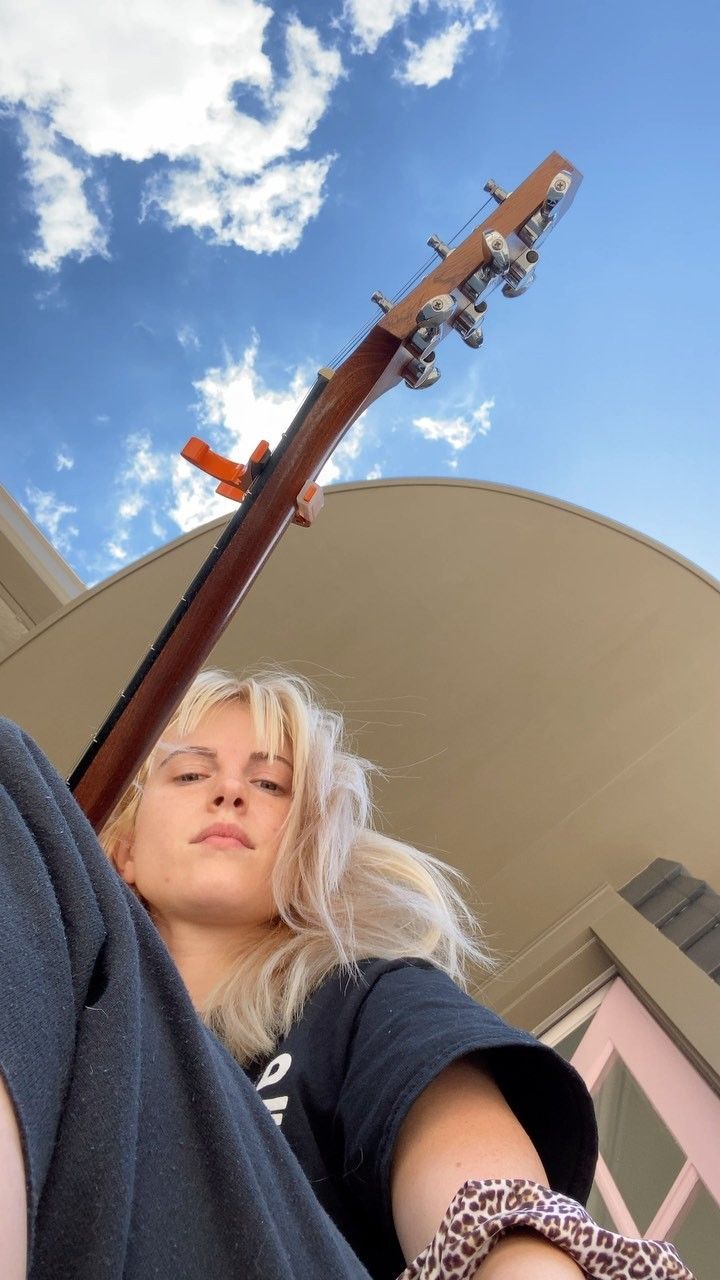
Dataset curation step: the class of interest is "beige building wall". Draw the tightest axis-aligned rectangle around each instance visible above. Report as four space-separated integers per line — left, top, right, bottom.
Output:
0 485 84 660
1 478 719 1026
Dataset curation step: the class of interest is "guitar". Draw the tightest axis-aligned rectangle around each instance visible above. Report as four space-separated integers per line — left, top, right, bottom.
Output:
69 151 581 830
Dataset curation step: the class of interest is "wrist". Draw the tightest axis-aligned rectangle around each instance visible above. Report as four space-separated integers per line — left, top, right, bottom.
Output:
474 1229 585 1278
398 1178 692 1280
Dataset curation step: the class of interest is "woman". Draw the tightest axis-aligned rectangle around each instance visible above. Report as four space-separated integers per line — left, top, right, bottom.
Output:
0 670 691 1279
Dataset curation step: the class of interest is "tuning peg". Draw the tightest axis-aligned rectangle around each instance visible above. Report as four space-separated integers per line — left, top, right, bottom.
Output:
541 171 572 219
371 291 392 314
408 325 437 357
483 231 510 274
502 248 539 298
406 294 454 361
414 365 441 389
461 230 510 303
452 298 486 347
427 234 451 259
502 275 535 299
416 294 455 327
403 354 441 390
462 329 484 349
484 179 510 205
461 269 488 303
519 171 573 247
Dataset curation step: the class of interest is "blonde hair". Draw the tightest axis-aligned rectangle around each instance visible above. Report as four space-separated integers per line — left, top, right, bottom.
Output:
100 669 493 1064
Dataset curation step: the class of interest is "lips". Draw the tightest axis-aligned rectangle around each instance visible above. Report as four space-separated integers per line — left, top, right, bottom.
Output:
191 823 254 848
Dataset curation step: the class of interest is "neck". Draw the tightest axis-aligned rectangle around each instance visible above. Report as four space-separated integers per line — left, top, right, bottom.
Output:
151 917 273 1010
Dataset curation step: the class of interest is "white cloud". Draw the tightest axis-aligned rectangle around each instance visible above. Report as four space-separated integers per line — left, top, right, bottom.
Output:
169 337 371 530
94 431 164 570
1 2 342 268
147 155 334 254
121 431 164 487
167 460 233 534
398 3 499 85
105 535 131 564
55 450 74 471
24 485 79 554
83 337 376 577
399 20 471 86
34 278 66 310
366 463 383 480
345 0 499 83
194 336 307 450
316 419 367 486
20 114 109 271
118 494 146 521
412 396 494 449
177 325 200 350
171 337 310 532
343 0 417 54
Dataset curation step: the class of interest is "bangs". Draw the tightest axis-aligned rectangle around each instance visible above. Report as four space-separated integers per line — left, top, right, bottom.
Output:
152 672 304 798
245 681 293 768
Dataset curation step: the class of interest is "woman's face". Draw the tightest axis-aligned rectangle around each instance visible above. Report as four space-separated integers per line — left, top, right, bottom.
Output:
118 700 294 931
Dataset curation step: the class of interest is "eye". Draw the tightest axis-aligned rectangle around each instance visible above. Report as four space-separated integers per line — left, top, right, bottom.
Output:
174 771 207 783
254 778 285 793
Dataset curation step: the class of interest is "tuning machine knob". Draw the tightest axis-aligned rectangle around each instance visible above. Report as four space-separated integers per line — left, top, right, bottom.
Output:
484 179 510 205
407 294 455 358
403 353 441 390
416 294 455 327
483 231 510 274
541 171 572 219
519 171 573 247
427 234 452 259
463 329 484 349
502 248 539 298
452 299 487 348
371 291 392 314
461 230 510 303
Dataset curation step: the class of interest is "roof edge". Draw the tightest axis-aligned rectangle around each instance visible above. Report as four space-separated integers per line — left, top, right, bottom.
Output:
3 477 718 664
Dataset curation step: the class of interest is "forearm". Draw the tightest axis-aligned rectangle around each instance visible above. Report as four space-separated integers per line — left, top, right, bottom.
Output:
0 1073 27 1280
473 1229 585 1279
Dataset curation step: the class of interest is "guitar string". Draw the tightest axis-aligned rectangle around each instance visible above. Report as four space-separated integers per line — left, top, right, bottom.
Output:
327 193 495 370
328 194 494 367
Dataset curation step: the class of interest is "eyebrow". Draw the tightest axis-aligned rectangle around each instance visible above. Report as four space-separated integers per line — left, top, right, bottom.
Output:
158 746 293 770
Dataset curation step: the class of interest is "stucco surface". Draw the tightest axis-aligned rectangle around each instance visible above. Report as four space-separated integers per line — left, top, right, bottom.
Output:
2 479 718 960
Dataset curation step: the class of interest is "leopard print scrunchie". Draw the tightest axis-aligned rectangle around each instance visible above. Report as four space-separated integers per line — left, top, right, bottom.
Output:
397 1179 695 1279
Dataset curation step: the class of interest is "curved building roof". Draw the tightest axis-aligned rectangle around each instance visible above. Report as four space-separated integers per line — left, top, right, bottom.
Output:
2 478 719 985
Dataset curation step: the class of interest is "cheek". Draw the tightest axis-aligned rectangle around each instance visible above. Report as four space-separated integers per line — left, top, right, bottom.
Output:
127 796 178 880
267 801 293 849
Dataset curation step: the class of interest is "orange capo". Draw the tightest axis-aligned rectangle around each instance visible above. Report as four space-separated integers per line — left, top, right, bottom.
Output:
180 436 323 526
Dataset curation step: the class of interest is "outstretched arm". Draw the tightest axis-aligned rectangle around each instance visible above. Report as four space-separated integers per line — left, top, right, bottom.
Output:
0 1072 27 1280
391 1055 584 1278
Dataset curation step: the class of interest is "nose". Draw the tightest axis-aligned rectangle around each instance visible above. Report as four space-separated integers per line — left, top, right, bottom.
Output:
211 775 247 809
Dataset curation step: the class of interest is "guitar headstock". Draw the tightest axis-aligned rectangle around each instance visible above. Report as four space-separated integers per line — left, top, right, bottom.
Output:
366 151 581 390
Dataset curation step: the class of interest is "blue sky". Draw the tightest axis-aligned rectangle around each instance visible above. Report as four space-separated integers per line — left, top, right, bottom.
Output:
1 0 718 586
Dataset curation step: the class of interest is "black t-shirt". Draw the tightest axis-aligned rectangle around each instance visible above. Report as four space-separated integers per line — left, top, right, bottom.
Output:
0 720 370 1280
245 958 598 1280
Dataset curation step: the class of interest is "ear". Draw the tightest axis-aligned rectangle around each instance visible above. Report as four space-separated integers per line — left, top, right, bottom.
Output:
113 837 136 886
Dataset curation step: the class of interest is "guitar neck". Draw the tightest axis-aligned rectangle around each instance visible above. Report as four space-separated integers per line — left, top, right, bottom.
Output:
69 150 582 831
69 328 400 830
